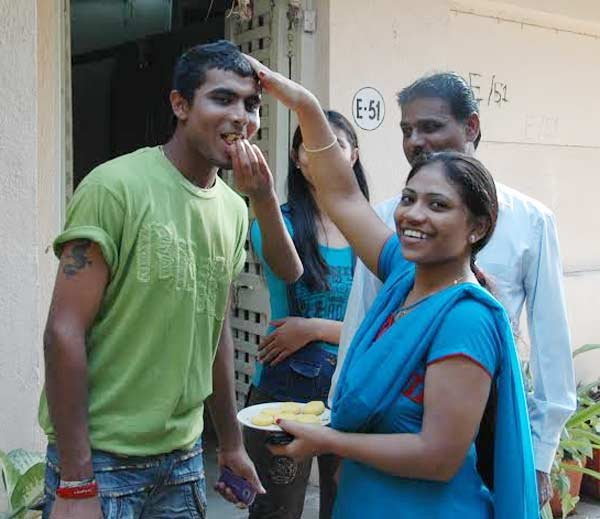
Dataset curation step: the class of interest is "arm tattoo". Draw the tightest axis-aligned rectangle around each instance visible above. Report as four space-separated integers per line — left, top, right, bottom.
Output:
62 240 93 278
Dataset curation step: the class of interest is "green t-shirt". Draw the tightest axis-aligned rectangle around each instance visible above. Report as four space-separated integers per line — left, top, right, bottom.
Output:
38 147 248 456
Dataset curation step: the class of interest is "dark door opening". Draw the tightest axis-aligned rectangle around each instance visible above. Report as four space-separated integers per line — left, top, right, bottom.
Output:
71 0 230 187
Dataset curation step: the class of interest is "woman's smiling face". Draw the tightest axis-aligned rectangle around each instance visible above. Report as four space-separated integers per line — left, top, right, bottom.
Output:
394 161 477 266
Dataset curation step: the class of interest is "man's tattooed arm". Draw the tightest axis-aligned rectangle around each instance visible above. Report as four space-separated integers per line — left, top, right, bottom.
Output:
62 239 93 278
45 239 109 482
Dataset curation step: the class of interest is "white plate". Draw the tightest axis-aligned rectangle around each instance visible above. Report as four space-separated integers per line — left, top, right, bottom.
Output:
237 402 331 432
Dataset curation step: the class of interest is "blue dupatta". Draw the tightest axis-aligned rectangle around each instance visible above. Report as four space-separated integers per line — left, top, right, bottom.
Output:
331 265 538 518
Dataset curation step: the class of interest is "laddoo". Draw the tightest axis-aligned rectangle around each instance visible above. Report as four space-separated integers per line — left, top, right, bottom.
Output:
296 414 321 424
251 413 274 426
279 402 302 414
302 401 326 416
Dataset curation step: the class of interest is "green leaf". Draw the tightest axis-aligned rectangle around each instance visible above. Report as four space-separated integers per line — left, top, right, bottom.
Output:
559 461 600 480
556 471 571 494
0 450 45 517
7 504 43 519
7 504 28 519
6 452 44 478
567 402 600 428
571 429 600 447
577 379 600 395
573 344 600 358
0 451 20 498
561 439 592 451
540 503 553 519
562 493 579 517
9 463 44 514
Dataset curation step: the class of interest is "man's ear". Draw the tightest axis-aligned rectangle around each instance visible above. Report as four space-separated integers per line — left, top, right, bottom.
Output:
465 112 480 144
170 90 190 122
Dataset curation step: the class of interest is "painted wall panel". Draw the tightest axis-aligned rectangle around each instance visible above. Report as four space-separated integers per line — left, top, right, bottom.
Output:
328 0 599 380
0 0 44 453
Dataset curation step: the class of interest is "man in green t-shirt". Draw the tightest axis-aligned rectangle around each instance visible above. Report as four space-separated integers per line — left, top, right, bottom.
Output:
39 41 302 518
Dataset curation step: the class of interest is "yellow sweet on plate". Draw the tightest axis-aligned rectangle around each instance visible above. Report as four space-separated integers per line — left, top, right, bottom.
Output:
279 402 302 414
302 401 325 416
275 412 298 421
259 407 280 417
251 413 274 426
296 414 321 424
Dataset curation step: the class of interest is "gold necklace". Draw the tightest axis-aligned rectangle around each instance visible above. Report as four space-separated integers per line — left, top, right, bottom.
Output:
394 274 467 321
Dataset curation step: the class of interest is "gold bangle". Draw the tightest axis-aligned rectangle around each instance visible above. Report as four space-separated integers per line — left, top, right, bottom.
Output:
301 138 337 153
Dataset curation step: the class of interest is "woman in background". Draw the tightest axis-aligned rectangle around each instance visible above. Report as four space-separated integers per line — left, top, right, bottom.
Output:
244 110 369 519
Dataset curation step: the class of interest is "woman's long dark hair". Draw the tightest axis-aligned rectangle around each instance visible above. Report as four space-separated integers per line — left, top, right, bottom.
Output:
285 110 369 315
408 152 499 489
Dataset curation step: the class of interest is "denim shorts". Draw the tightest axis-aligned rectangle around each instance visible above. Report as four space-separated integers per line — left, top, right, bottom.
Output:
41 440 206 518
258 345 337 402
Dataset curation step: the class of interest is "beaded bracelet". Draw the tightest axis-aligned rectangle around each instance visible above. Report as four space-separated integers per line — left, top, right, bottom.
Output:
301 138 337 153
59 477 95 488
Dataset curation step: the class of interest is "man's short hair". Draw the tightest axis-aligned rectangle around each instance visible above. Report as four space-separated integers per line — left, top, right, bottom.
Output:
172 40 256 103
397 72 482 149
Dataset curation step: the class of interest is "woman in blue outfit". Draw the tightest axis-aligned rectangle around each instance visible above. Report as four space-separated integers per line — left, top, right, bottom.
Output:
243 56 538 518
244 111 369 519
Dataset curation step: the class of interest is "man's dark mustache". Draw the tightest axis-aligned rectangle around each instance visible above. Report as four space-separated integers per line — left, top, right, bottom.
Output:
410 150 431 165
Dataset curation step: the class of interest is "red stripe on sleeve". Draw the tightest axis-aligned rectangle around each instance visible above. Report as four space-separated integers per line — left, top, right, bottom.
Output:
426 353 492 378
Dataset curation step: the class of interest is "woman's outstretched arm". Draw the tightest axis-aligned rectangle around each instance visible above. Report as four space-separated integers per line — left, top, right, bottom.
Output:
246 55 393 276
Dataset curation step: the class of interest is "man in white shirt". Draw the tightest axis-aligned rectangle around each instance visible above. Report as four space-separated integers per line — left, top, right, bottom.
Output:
328 72 576 506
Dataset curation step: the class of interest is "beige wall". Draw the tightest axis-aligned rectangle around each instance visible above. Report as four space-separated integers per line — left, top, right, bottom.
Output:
326 0 600 381
297 0 331 106
0 0 64 453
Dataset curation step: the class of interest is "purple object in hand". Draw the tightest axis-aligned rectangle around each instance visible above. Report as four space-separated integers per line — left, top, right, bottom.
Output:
218 467 257 506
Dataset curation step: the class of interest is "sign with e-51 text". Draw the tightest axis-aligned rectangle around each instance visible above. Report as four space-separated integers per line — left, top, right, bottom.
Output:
352 87 385 131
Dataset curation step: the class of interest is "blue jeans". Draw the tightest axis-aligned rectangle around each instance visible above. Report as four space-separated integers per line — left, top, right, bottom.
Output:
42 440 206 518
258 344 337 402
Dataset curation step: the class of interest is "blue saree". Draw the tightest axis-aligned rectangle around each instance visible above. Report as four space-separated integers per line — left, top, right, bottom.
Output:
331 236 538 518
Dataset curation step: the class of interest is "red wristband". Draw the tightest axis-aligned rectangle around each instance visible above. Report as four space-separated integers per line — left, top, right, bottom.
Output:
56 481 98 499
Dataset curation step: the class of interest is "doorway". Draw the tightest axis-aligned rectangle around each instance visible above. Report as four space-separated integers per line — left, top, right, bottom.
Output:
70 0 229 187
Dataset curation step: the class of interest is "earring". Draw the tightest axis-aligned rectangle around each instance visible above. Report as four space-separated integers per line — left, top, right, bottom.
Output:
469 235 476 243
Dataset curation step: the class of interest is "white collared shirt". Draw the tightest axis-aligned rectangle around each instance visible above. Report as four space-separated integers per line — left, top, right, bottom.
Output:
329 182 576 473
